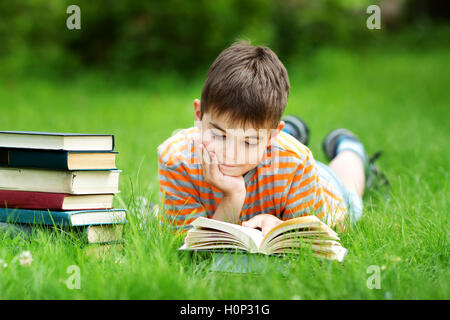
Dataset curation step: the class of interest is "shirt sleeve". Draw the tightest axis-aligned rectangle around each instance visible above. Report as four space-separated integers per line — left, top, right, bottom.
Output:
157 154 208 233
281 152 347 232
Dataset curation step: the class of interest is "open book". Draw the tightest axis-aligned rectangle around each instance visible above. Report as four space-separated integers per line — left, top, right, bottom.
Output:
179 216 348 262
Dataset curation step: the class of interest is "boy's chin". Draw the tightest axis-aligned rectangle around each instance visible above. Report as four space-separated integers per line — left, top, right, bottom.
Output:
219 164 256 176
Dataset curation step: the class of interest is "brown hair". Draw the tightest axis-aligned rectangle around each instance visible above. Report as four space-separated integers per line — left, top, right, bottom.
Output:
200 40 290 130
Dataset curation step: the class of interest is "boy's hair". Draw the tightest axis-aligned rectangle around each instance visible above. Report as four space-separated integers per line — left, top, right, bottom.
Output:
200 40 290 130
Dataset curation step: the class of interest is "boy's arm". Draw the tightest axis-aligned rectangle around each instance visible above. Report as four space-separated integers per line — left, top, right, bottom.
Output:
158 159 245 231
211 192 246 224
193 137 246 223
158 158 208 232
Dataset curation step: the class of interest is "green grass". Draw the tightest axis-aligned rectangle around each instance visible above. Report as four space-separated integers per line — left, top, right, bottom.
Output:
0 43 449 299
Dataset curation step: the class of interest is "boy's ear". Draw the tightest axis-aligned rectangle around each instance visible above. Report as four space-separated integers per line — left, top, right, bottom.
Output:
268 120 285 145
194 99 202 125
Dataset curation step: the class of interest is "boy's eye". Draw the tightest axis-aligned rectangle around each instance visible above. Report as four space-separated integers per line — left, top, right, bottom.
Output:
213 133 257 146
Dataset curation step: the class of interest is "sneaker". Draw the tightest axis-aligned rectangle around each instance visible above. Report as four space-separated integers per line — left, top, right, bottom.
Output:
322 128 359 162
322 128 389 191
281 115 310 146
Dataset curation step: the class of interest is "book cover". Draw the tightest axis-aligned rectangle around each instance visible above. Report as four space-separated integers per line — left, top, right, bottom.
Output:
209 252 290 276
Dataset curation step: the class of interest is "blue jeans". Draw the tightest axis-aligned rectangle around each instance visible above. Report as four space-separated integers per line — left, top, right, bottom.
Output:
316 161 363 224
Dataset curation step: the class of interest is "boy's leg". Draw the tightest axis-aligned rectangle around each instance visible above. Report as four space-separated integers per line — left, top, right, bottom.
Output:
329 150 365 197
281 118 366 196
322 128 368 198
321 129 370 224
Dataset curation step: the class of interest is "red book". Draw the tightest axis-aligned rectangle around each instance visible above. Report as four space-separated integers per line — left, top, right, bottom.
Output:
0 190 114 211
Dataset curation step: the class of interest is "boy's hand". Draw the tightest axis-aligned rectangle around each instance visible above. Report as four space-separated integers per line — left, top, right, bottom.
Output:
194 137 246 197
242 214 282 237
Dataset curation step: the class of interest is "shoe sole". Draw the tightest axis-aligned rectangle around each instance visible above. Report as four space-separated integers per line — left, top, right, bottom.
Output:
282 115 310 146
322 128 359 161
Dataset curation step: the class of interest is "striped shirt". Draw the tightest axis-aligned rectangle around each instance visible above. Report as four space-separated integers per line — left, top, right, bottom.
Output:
157 126 348 233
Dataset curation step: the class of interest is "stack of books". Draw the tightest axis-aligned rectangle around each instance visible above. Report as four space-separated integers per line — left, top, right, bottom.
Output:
0 131 126 245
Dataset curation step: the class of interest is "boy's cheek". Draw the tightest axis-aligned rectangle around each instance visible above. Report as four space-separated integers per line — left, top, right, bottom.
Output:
201 131 213 145
195 119 202 130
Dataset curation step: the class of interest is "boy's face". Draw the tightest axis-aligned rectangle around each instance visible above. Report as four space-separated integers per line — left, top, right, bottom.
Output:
194 99 285 177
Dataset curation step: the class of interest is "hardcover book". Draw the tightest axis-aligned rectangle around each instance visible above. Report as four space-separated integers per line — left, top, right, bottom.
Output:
0 167 120 194
0 190 114 210
208 252 290 275
0 131 114 151
78 224 124 244
0 148 117 170
0 207 127 226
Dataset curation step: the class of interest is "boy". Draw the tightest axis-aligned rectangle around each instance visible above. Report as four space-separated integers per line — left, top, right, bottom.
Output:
157 41 386 235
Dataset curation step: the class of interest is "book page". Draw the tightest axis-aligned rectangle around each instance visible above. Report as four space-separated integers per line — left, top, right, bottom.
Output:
259 215 340 254
191 217 264 252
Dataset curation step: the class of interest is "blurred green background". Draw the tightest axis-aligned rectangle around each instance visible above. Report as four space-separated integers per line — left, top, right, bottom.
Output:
0 0 448 79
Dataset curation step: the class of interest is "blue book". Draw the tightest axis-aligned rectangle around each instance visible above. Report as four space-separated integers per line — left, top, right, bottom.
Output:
0 207 127 227
0 148 118 170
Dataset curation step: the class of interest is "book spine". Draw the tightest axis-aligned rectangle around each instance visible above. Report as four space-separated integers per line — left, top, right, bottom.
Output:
0 148 69 170
0 149 8 166
111 136 115 151
0 190 66 210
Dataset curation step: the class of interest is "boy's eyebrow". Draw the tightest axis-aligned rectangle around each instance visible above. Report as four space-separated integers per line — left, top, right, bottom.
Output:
209 121 261 140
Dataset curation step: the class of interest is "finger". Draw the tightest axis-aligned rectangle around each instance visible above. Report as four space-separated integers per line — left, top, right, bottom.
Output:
261 219 282 237
261 224 272 237
202 137 213 155
194 139 205 166
207 152 223 182
209 150 219 165
201 143 211 165
194 138 205 161
242 215 263 229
